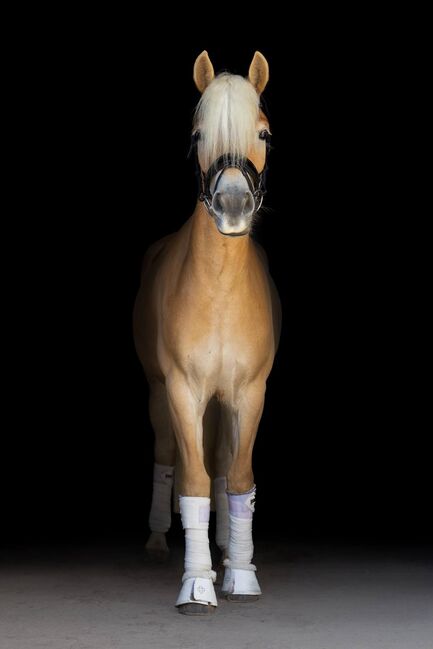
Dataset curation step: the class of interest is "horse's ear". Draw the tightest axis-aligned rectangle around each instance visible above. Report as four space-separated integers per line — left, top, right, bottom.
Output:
248 51 269 95
193 51 215 94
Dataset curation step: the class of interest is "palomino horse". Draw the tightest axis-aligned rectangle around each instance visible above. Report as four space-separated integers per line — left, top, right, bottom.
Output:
133 51 281 615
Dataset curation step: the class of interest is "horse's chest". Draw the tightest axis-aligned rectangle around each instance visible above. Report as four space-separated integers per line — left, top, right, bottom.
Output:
171 309 271 390
189 333 249 375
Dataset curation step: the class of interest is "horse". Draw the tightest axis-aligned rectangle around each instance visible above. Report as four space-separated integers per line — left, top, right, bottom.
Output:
133 50 281 615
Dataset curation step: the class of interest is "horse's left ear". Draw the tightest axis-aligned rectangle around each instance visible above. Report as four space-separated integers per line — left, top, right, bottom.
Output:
193 51 215 94
248 51 269 95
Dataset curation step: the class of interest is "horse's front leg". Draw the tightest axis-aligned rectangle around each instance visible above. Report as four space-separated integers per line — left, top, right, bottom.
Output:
223 380 265 602
166 373 217 615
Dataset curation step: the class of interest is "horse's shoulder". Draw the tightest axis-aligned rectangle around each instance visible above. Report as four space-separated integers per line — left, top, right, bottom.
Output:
141 234 174 275
252 240 282 344
144 233 174 259
252 240 269 270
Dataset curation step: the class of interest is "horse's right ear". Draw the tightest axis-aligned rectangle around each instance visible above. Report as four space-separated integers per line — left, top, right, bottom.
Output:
193 51 215 93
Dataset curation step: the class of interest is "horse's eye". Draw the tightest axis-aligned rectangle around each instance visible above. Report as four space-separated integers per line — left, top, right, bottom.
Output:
193 131 201 142
259 130 271 141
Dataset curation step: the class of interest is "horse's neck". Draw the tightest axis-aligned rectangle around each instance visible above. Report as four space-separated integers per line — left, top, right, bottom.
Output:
187 204 252 288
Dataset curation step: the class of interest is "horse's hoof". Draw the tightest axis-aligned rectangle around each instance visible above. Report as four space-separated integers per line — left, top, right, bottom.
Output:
213 548 227 585
145 532 169 562
226 593 260 602
222 567 261 600
214 560 225 585
214 568 223 585
145 548 169 563
178 603 216 615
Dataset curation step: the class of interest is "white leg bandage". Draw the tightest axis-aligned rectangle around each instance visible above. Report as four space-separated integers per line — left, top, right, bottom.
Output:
148 463 174 533
222 486 261 596
214 477 229 551
175 496 217 608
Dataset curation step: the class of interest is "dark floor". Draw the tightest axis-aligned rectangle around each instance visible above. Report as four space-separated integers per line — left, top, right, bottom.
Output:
0 542 432 649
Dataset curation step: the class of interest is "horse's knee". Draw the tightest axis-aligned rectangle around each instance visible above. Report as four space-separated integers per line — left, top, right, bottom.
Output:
227 465 254 493
181 463 210 496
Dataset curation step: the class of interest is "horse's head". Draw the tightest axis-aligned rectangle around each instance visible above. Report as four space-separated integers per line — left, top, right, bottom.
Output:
192 51 271 237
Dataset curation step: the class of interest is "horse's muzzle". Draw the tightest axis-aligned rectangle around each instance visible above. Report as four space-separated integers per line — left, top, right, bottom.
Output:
212 188 255 221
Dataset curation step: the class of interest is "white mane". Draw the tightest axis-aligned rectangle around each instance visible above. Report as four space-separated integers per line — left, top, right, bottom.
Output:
194 73 259 168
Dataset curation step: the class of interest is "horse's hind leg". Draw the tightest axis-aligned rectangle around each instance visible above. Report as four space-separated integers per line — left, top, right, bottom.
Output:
146 379 176 559
214 406 233 568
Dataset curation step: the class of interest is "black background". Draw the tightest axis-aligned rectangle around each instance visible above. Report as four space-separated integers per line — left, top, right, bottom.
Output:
5 29 429 549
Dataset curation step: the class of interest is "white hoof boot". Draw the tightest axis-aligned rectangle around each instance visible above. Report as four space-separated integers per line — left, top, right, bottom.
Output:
222 567 262 597
176 577 218 607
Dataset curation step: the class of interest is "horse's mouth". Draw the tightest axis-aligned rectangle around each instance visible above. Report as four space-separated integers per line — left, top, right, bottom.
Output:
220 230 249 237
214 216 250 238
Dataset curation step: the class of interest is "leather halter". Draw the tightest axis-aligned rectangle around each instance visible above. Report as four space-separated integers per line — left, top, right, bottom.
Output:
198 154 266 216
191 135 269 217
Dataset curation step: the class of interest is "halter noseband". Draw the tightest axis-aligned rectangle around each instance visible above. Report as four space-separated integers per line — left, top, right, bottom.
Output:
197 153 267 216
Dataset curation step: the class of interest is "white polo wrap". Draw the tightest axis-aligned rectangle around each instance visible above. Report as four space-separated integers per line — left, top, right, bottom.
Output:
175 496 217 607
148 463 174 534
222 486 261 596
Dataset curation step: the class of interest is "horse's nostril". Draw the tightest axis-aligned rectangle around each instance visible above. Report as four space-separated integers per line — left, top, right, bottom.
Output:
243 193 254 215
213 193 223 214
